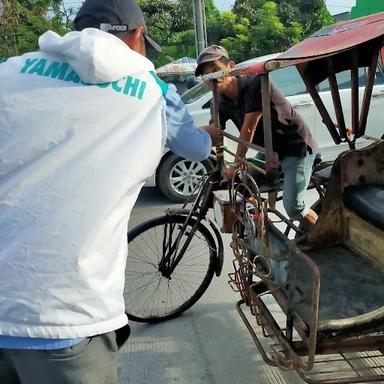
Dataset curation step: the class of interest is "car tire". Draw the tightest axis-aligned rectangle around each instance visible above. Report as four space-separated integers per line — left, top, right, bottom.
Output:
156 153 214 203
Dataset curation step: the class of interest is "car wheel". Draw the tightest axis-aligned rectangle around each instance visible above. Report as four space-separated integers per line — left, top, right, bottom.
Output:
156 154 214 203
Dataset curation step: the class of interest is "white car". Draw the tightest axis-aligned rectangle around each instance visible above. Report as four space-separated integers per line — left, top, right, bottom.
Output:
146 53 384 203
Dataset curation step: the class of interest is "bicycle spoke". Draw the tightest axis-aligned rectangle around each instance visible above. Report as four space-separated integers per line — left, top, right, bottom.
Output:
125 215 216 321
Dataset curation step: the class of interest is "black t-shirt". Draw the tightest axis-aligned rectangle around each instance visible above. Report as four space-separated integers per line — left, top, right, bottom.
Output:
211 75 317 159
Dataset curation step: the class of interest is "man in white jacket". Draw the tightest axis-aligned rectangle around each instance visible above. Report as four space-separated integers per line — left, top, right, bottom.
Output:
0 0 220 383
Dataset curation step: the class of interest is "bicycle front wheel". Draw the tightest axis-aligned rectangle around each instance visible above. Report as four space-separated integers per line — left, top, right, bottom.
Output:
125 214 216 323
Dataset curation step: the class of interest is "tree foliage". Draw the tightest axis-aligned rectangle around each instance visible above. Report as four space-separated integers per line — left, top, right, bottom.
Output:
139 0 333 65
0 0 74 57
277 0 334 36
225 0 333 60
0 0 334 67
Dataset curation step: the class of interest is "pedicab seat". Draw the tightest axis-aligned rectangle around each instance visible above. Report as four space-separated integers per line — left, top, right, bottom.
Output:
304 245 384 335
343 184 384 230
313 164 332 182
294 142 384 336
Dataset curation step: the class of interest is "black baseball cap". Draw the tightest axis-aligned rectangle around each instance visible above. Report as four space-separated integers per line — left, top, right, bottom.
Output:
74 0 162 52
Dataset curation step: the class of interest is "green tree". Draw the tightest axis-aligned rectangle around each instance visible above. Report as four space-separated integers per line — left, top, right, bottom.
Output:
139 0 223 65
221 1 302 61
233 0 333 37
138 0 192 65
277 0 334 37
220 14 251 62
249 1 302 56
222 0 333 60
0 0 70 58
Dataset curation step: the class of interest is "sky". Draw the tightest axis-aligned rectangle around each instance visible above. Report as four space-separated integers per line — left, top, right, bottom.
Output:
214 0 357 15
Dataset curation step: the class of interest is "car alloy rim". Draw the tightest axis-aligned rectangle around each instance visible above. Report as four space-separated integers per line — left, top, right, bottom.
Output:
169 160 207 197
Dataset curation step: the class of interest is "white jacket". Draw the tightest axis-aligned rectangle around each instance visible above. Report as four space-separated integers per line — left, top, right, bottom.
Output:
0 29 166 338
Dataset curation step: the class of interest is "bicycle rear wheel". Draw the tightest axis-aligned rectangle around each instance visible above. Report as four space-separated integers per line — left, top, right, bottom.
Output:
125 214 216 323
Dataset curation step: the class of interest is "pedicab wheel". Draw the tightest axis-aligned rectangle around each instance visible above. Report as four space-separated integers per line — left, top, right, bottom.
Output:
125 215 216 323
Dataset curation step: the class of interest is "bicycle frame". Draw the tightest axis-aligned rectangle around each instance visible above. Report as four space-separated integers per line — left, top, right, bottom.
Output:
158 168 224 278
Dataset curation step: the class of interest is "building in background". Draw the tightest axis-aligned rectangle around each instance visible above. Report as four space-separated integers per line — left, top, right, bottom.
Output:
333 11 350 22
351 0 384 18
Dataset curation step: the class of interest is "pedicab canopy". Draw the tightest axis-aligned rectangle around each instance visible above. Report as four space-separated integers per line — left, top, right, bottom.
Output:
203 12 384 163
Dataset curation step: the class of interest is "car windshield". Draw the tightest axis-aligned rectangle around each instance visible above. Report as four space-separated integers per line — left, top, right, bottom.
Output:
270 66 307 96
181 83 209 104
158 73 200 95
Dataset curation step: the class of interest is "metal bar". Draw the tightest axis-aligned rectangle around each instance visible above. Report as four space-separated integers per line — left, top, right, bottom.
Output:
251 294 302 367
327 57 347 140
351 49 359 140
251 291 305 370
293 335 384 356
212 82 225 180
201 61 267 82
358 49 379 138
297 64 341 144
286 256 295 344
260 74 276 172
311 353 384 363
267 208 304 234
236 299 278 367
298 370 384 384
221 147 267 175
290 250 321 370
271 289 311 343
302 364 383 376
221 130 267 154
200 57 328 83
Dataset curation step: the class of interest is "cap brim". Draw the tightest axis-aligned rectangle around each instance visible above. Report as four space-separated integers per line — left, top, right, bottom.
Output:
144 34 162 53
195 55 223 77
195 64 205 77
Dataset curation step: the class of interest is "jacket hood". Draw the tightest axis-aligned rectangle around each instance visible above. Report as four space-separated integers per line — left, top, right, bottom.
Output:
38 28 155 84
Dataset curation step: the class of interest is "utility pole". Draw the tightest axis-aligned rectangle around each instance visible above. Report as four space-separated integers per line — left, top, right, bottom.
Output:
193 0 207 57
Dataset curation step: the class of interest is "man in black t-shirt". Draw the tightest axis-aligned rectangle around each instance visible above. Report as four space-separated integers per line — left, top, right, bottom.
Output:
196 45 319 226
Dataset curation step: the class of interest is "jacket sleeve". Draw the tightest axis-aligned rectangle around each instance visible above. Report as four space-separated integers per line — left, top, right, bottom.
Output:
165 83 212 161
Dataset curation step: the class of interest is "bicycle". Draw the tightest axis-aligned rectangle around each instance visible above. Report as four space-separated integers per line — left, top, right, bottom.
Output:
124 133 331 323
124 145 226 323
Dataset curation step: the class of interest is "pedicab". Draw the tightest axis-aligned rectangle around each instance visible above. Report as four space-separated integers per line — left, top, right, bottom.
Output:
202 12 384 384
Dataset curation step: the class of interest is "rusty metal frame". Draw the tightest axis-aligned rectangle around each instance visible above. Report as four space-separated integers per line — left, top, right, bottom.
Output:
351 49 360 139
296 62 341 145
237 274 384 383
232 206 384 383
204 16 384 384
358 49 380 138
326 58 347 141
296 350 384 384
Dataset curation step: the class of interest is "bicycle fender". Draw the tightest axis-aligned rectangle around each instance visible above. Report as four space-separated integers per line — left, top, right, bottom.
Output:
205 217 224 277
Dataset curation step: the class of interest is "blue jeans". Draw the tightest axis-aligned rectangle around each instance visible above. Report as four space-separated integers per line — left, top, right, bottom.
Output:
280 152 316 220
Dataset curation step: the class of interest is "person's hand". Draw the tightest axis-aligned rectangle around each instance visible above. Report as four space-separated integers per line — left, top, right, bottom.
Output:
225 161 249 181
225 165 238 181
200 124 222 146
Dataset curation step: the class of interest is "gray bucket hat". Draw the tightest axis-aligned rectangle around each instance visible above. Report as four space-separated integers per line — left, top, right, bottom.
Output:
195 45 229 76
74 0 161 52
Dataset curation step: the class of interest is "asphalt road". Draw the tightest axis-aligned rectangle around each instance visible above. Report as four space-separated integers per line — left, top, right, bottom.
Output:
120 186 312 384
